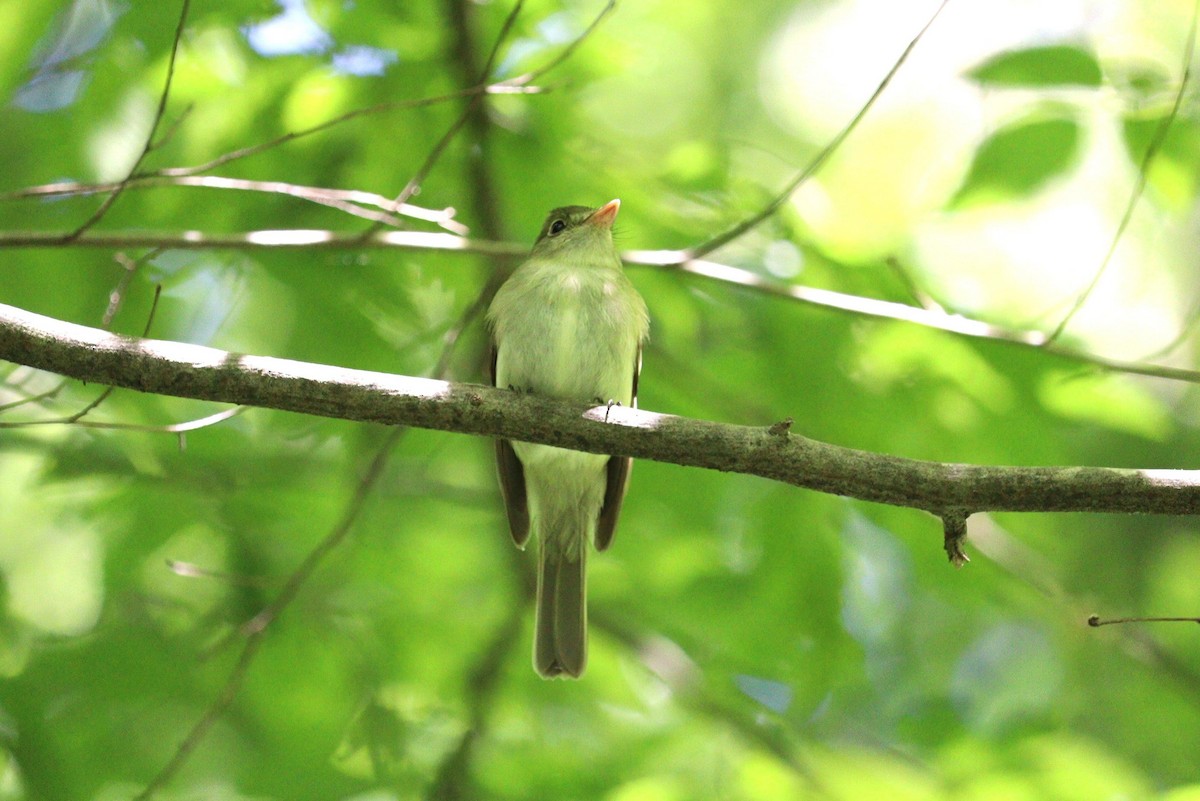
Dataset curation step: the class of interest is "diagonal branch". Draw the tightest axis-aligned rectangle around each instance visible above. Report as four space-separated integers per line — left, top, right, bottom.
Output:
359 1 526 241
130 424 402 801
1046 0 1199 344
64 0 192 240
680 0 952 261
3 302 1199 518
495 0 616 88
442 0 519 241
623 251 1200 386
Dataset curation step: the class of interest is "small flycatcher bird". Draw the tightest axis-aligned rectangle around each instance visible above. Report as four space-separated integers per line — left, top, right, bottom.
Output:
487 199 649 678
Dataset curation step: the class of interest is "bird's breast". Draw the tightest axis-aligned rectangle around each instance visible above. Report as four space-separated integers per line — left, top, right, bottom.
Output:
491 264 641 403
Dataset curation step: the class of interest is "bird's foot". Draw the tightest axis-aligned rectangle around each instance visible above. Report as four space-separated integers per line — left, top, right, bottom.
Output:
595 398 621 422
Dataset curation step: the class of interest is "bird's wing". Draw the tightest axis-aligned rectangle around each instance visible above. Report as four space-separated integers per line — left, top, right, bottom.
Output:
491 340 530 547
595 345 641 552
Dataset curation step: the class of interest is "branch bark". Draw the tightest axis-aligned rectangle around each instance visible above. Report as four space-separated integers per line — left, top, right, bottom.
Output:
3 301 1198 517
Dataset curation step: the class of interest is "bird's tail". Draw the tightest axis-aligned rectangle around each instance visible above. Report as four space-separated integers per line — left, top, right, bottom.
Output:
535 534 587 678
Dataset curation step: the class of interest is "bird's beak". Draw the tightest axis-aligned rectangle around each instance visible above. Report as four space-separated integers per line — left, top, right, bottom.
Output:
587 198 620 228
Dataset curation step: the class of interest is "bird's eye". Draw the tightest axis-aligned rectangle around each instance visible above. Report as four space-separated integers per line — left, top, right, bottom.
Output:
549 219 567 235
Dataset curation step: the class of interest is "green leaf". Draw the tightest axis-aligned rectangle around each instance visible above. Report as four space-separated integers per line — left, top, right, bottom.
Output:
967 44 1103 87
1122 115 1200 207
950 114 1080 205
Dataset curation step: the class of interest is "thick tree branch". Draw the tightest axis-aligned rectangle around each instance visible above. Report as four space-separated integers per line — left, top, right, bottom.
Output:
3 302 1199 518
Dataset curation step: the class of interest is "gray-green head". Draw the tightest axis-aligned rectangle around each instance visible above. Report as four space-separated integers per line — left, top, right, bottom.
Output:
530 199 620 261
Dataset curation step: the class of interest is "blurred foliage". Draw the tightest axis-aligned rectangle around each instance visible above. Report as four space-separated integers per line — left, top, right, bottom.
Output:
949 112 1081 207
966 44 1103 88
2 0 1200 799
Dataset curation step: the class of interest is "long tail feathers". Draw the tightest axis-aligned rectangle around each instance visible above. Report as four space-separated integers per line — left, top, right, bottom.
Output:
535 541 587 678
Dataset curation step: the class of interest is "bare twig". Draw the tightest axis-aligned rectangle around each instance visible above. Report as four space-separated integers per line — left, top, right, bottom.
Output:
363 0 525 240
131 425 405 801
132 0 606 184
363 105 480 241
131 621 266 801
167 558 273 588
0 378 68 413
4 228 1200 387
624 251 1200 386
495 0 616 88
64 0 192 240
680 0 952 260
1046 0 1198 344
0 406 246 436
885 255 945 313
147 83 545 181
3 176 469 234
972 516 1200 698
443 0 523 240
0 228 526 257
103 250 155 328
1089 614 1200 627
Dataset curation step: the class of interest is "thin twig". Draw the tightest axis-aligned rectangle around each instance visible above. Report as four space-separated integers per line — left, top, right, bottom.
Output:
1088 614 1200 627
132 424 404 801
0 379 68 413
167 558 274 588
131 627 267 801
1046 0 1198 344
135 0 603 183
442 0 523 240
361 102 481 242
3 176 469 234
681 0 952 260
0 406 246 434
0 228 526 257
362 0 526 240
495 0 616 88
103 250 154 328
64 0 192 241
884 255 945 312
5 226 1200 387
149 85 545 181
623 251 1200 386
1142 291 1200 360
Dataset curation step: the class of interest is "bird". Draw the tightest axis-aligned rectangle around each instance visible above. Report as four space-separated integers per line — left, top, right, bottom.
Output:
486 199 649 678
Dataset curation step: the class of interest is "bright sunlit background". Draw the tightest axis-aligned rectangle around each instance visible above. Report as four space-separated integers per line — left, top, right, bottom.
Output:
2 0 1200 799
